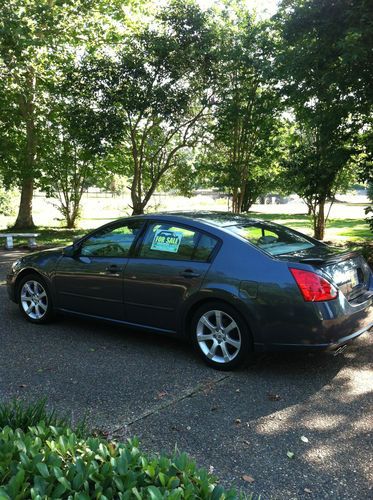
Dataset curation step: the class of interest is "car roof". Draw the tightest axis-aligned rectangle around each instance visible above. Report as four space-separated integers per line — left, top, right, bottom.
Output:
126 211 264 229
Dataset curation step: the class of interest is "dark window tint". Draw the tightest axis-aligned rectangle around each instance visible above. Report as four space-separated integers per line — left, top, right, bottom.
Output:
80 222 143 258
193 234 218 262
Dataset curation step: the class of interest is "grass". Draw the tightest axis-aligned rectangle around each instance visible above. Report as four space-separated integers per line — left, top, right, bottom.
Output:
0 212 371 250
249 212 372 242
0 226 94 249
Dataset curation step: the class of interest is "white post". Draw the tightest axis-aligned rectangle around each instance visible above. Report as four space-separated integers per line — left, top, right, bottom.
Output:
6 236 14 250
29 237 37 249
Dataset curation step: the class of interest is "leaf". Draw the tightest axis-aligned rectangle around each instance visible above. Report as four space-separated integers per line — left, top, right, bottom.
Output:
36 463 49 478
157 391 168 399
242 474 255 483
51 482 67 498
147 486 163 500
301 436 309 443
211 485 225 499
287 451 295 459
267 393 281 401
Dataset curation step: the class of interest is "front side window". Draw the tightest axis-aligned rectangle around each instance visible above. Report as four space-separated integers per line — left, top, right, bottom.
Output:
80 222 143 258
139 223 218 262
228 222 315 256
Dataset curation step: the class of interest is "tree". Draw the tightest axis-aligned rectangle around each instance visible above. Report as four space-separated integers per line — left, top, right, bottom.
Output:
0 0 98 228
281 124 356 235
39 101 105 228
71 0 215 215
274 0 373 239
198 10 283 213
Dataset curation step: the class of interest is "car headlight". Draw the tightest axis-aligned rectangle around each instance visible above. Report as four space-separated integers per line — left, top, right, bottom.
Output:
11 259 22 272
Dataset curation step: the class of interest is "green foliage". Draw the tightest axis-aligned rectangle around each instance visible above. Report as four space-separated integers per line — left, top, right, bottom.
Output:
0 423 245 499
0 186 17 216
39 79 108 228
0 399 86 437
0 0 100 227
199 8 283 213
70 0 216 214
273 0 371 238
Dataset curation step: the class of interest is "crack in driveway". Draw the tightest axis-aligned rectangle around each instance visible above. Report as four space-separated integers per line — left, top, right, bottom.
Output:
109 373 232 437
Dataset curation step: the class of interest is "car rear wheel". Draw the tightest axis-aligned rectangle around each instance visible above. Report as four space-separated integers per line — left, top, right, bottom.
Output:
191 302 253 370
18 274 54 324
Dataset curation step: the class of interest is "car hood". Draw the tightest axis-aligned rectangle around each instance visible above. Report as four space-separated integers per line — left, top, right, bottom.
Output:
20 246 65 262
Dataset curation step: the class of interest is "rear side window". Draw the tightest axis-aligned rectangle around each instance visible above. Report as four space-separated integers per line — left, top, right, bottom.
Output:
228 222 315 256
139 223 218 262
194 234 218 262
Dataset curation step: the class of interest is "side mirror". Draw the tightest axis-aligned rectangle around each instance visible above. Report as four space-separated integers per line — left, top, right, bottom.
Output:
62 245 78 257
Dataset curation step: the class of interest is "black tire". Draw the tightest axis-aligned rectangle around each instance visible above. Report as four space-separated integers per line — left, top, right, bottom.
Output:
17 273 54 324
190 301 253 370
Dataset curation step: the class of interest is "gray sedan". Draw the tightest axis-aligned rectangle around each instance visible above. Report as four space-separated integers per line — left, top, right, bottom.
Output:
6 212 373 370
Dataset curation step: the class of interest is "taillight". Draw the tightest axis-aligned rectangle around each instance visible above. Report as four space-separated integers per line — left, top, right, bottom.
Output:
290 268 338 302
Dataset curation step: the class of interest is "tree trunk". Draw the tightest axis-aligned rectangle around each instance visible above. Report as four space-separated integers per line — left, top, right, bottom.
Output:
14 177 35 228
131 200 144 215
66 218 76 229
66 209 79 229
313 200 325 240
130 176 144 214
14 69 37 229
231 188 240 213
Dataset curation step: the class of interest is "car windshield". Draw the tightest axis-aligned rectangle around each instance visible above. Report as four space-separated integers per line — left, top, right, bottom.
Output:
228 222 315 256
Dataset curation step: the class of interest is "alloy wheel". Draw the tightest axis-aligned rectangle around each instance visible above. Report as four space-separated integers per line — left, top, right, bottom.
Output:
20 280 48 320
196 309 242 364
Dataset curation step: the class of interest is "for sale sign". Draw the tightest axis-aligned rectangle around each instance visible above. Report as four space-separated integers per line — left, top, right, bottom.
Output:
150 230 183 253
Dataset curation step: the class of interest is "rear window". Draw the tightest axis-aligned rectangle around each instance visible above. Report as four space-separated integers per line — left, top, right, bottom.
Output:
228 222 315 256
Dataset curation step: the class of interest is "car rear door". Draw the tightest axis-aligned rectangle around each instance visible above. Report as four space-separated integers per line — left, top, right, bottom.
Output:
123 221 219 332
54 220 144 320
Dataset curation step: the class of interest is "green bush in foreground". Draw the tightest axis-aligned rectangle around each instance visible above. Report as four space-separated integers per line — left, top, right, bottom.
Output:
0 424 246 499
0 399 72 435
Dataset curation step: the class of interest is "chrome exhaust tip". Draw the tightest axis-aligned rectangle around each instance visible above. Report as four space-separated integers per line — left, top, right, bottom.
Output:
333 344 348 357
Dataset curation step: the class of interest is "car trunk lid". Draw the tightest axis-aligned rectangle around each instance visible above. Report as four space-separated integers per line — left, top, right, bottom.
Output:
279 246 371 301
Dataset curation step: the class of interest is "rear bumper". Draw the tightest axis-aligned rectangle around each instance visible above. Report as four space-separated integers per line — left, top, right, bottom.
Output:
258 290 373 352
261 321 372 352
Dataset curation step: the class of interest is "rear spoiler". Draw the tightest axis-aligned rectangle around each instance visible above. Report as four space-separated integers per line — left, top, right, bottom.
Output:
300 250 361 266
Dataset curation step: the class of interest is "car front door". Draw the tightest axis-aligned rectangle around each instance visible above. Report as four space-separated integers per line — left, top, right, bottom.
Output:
54 220 144 320
123 222 219 332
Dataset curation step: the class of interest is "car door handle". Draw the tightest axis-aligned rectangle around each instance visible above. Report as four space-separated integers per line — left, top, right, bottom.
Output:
180 269 201 278
105 265 123 274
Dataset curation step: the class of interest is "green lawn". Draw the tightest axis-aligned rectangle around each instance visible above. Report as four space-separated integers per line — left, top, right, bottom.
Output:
249 212 372 242
0 227 94 249
0 212 371 250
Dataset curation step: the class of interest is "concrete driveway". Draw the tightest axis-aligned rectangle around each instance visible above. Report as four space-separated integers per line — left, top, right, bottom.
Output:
0 250 372 499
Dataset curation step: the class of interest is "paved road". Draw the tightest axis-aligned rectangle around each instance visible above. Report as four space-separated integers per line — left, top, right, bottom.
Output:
0 251 372 499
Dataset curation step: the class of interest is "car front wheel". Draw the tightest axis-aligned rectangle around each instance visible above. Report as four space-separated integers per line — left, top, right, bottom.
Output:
191 302 253 370
18 274 54 324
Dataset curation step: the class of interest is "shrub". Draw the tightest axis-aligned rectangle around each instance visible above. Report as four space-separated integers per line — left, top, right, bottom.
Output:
0 399 86 437
0 187 18 216
0 424 246 499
